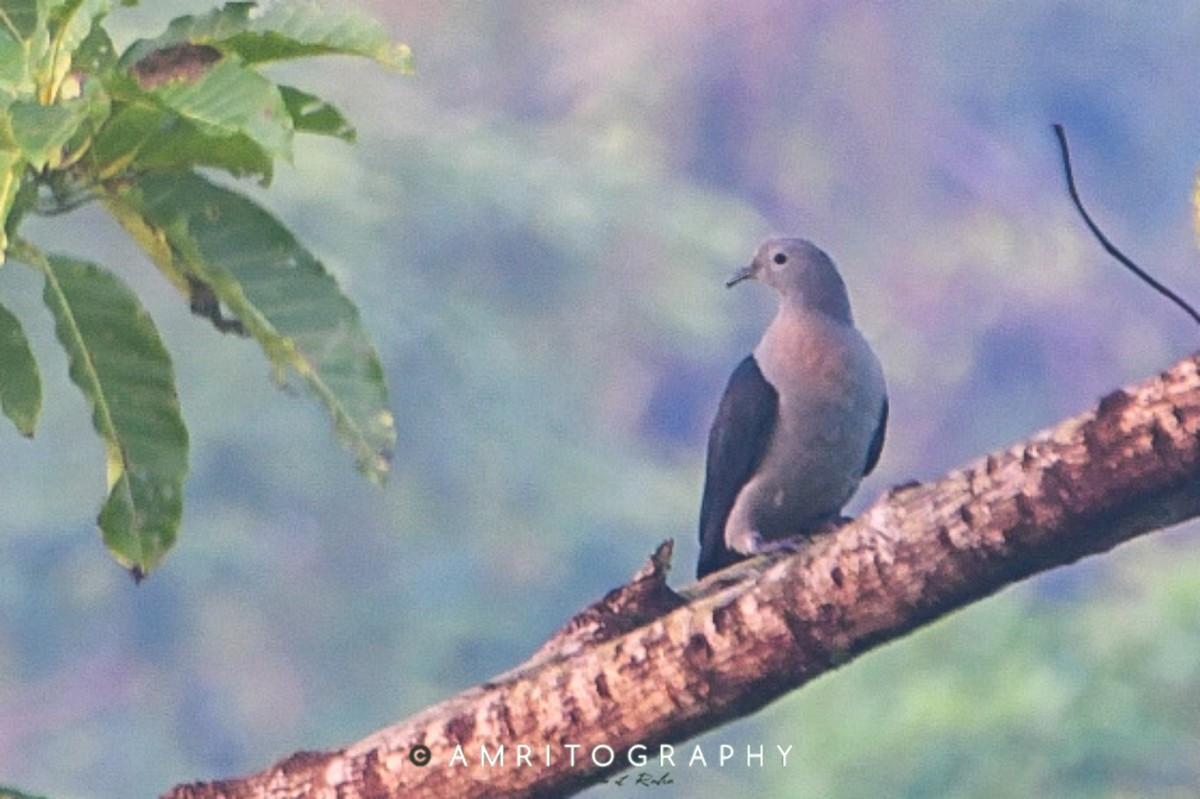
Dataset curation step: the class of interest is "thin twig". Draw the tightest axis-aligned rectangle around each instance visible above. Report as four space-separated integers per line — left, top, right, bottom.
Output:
1052 123 1200 327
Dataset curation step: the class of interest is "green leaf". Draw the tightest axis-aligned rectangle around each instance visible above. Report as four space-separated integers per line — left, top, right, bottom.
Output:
89 2 409 182
0 298 40 435
91 50 288 181
0 0 107 102
121 1 411 69
0 0 48 94
90 100 273 182
0 146 25 257
0 784 51 799
106 171 394 482
280 84 354 142
9 96 87 167
49 0 109 60
71 4 115 76
0 1 41 41
44 0 109 93
38 251 188 576
148 55 292 162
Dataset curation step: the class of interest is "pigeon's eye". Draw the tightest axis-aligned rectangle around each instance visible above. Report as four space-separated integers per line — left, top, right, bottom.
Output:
773 252 788 265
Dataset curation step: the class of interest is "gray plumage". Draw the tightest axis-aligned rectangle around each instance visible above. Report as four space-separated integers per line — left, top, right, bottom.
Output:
697 238 887 579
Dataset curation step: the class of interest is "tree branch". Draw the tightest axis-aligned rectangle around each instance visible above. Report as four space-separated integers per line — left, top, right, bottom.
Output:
164 352 1200 799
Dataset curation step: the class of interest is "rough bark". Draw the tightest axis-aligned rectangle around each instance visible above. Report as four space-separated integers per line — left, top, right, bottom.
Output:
164 352 1200 799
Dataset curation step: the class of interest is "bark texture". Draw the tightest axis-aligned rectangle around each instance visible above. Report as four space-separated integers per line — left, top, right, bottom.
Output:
164 352 1200 799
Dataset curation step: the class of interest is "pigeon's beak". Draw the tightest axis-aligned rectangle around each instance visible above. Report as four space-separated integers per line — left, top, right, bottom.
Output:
725 264 755 288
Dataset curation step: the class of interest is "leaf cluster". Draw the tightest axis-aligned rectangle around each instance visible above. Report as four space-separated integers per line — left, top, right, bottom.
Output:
0 0 408 577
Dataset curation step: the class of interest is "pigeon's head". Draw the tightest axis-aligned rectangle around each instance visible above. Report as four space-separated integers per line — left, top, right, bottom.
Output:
727 238 852 323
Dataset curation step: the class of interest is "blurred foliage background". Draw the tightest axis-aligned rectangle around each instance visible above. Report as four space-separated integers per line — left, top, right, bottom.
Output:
3 2 1200 797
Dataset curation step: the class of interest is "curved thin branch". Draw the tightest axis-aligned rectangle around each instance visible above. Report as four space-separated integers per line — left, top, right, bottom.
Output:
1053 123 1200 327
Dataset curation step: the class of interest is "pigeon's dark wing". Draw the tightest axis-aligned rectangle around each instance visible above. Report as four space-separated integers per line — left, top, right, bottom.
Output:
863 396 888 476
697 355 778 579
